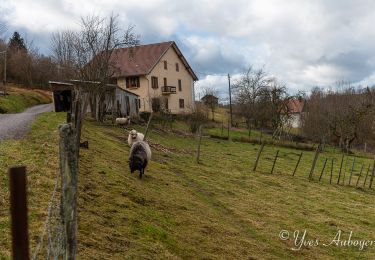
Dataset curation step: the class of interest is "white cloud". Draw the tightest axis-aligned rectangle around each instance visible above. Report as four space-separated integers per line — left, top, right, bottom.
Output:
1 0 375 91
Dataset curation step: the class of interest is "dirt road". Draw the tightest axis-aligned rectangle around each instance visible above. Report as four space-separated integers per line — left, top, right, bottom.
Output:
0 104 53 140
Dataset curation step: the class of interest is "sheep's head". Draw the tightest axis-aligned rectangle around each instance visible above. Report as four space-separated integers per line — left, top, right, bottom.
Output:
130 129 138 139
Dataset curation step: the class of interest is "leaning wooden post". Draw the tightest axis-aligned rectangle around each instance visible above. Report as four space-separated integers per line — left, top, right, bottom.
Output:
319 158 328 181
143 113 153 141
59 124 78 259
342 156 349 185
337 154 345 185
292 152 303 176
9 166 30 260
369 157 375 188
253 142 265 172
270 150 279 174
309 144 321 180
348 157 356 186
356 164 364 187
330 158 334 184
221 119 224 137
196 125 203 164
363 164 371 188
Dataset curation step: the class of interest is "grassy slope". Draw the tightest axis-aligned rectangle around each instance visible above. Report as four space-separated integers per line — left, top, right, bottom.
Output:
1 113 375 259
0 113 63 259
0 86 51 113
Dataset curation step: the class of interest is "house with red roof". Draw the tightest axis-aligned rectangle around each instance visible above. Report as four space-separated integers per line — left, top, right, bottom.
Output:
109 41 198 114
285 99 305 128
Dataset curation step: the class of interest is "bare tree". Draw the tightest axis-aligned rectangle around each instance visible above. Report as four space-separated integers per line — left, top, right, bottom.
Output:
51 14 140 121
201 86 219 121
303 84 375 151
232 66 272 128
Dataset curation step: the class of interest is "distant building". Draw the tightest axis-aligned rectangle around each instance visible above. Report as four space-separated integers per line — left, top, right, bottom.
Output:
285 99 305 128
109 41 198 114
201 94 219 106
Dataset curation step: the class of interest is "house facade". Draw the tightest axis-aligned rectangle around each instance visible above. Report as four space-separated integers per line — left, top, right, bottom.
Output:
110 41 198 114
285 99 305 128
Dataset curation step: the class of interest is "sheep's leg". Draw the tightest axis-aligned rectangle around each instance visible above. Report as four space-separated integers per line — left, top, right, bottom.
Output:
139 169 143 179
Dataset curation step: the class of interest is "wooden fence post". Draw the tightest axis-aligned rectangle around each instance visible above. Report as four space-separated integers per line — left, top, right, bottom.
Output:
143 113 153 141
348 157 356 186
9 166 30 260
319 158 328 181
369 157 375 188
309 144 321 180
337 154 345 185
356 164 364 187
292 152 303 176
363 164 371 188
227 115 230 140
270 150 279 174
221 119 224 137
330 158 334 184
59 124 78 259
196 125 203 164
253 142 265 172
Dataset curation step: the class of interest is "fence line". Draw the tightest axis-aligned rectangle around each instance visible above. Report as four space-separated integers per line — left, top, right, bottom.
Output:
251 144 374 190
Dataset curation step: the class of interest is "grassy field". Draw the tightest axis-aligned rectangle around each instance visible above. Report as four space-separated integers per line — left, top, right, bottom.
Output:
0 85 51 113
1 112 375 259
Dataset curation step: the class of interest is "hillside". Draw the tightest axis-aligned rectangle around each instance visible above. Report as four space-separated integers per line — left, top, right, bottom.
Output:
1 113 375 259
0 85 51 113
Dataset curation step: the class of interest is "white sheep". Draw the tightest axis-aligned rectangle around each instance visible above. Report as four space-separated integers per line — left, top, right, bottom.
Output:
127 129 145 146
115 116 130 125
129 141 152 178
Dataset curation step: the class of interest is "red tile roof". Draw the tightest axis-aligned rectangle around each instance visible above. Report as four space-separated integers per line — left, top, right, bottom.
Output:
287 99 305 113
110 41 198 80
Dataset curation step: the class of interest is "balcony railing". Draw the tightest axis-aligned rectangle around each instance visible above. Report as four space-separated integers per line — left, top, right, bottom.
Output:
161 86 176 94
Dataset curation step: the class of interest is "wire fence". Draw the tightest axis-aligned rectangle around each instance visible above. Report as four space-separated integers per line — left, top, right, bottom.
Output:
253 145 375 188
31 171 64 259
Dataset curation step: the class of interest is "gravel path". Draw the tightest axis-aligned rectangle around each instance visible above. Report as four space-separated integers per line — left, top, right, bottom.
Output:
0 103 53 140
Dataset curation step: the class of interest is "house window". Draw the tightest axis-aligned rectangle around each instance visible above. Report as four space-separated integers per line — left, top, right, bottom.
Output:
126 76 140 88
163 77 167 86
178 79 182 91
151 76 158 89
164 60 167 70
179 98 184 109
176 63 179 72
165 99 169 110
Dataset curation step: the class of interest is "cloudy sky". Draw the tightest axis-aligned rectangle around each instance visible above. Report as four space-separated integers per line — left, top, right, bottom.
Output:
1 0 375 100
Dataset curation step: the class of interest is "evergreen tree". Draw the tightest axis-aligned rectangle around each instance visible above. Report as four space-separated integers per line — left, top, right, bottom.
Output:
8 31 27 52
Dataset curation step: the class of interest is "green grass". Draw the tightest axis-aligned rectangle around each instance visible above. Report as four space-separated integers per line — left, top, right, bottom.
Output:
206 124 269 139
1 114 375 259
0 112 64 259
0 87 51 113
